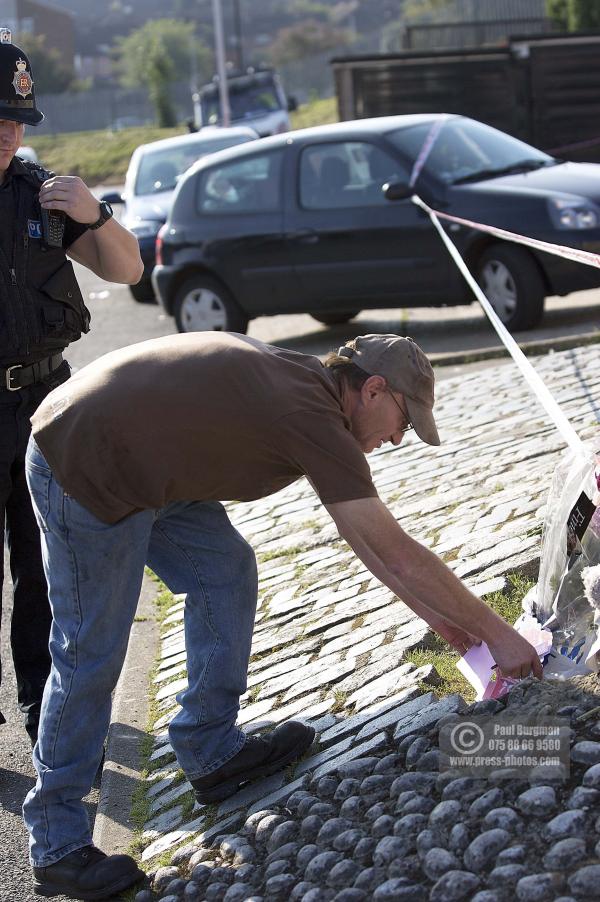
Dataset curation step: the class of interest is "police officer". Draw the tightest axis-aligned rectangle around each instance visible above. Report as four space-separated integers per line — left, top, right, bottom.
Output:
0 29 143 744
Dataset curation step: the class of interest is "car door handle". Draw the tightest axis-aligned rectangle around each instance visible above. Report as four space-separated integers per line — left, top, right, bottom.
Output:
287 229 320 244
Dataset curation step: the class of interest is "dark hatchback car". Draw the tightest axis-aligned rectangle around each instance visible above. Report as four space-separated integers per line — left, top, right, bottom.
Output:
152 115 600 333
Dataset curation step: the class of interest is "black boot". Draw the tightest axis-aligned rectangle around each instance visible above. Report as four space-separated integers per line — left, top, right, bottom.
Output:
190 720 315 804
32 845 144 900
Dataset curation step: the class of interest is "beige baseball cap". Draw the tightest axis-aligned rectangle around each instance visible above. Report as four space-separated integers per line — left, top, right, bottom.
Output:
337 334 440 446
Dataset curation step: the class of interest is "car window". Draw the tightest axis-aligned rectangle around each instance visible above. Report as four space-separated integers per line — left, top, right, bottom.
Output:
134 135 254 196
197 149 284 214
386 119 553 185
299 141 408 210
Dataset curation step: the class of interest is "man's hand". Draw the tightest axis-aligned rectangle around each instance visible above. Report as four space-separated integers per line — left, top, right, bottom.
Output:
39 175 100 225
488 629 543 679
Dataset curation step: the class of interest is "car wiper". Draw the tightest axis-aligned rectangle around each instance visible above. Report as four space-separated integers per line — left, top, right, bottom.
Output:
452 159 551 185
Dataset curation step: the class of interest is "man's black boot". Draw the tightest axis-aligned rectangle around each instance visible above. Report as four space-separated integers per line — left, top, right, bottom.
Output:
190 720 315 804
32 845 144 900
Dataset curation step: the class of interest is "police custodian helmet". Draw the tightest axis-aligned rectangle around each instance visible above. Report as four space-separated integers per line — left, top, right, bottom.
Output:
0 28 44 125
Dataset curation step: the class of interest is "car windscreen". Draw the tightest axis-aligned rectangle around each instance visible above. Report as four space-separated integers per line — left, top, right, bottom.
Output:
386 118 555 186
134 136 253 196
202 84 281 124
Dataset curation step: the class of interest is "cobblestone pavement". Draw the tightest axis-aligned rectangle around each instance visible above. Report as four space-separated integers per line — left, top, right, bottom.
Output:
131 345 600 901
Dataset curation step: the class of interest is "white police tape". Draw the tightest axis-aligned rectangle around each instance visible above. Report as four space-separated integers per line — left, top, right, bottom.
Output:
411 194 585 454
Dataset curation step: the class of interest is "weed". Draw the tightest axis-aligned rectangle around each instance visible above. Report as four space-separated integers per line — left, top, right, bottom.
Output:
331 689 348 713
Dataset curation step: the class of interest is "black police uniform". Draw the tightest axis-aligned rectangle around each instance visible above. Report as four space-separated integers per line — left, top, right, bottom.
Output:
0 154 91 741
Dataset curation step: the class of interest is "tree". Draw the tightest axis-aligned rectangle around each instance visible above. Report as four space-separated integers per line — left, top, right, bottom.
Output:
269 19 354 65
546 0 600 30
16 33 75 94
114 19 211 127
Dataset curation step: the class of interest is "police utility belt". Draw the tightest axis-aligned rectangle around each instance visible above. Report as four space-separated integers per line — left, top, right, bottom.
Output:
1 352 63 391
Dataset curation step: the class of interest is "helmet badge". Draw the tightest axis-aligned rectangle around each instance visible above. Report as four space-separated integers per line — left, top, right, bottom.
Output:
12 58 33 98
0 28 12 44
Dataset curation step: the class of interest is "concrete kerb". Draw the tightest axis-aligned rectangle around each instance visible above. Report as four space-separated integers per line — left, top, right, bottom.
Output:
429 328 600 367
92 572 160 856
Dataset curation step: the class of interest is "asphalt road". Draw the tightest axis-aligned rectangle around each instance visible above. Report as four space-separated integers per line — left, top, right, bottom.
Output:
1 259 599 902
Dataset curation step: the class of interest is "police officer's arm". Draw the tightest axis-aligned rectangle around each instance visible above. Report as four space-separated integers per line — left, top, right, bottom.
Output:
325 496 543 680
39 175 143 284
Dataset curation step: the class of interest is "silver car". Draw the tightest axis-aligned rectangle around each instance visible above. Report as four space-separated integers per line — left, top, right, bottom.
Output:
102 126 258 302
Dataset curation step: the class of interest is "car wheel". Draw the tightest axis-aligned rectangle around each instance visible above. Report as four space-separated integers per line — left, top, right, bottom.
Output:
173 277 249 334
476 245 545 331
311 311 360 326
129 280 156 304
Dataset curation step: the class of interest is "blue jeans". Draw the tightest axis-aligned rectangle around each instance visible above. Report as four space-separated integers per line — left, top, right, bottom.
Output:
23 438 257 866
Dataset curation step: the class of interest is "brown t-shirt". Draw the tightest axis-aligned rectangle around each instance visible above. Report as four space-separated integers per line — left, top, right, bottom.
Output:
31 332 378 524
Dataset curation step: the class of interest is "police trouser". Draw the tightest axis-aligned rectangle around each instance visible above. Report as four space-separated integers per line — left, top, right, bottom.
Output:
0 361 70 740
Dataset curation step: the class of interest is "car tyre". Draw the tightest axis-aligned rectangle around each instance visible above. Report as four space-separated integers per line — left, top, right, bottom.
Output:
173 276 249 334
311 311 360 326
476 245 545 331
129 280 156 304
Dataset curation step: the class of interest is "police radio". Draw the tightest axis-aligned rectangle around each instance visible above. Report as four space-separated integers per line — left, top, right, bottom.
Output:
41 208 65 248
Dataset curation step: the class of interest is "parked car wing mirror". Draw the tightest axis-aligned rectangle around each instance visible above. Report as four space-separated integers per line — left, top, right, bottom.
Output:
287 95 298 112
384 181 412 201
101 191 125 204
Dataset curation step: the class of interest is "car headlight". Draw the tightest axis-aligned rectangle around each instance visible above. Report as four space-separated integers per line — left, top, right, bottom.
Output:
129 221 162 239
548 198 599 230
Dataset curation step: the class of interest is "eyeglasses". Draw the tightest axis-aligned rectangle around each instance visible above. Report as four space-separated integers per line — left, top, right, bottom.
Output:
388 390 414 434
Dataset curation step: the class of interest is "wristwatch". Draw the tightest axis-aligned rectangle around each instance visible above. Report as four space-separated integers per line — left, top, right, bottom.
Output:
88 200 114 231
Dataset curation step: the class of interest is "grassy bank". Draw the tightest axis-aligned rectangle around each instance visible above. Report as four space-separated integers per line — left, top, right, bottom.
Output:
26 96 338 186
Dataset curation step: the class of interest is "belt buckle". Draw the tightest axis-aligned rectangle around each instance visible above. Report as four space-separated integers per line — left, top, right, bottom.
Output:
6 364 22 391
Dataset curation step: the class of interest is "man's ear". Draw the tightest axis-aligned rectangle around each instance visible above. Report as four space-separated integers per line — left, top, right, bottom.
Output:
361 374 387 403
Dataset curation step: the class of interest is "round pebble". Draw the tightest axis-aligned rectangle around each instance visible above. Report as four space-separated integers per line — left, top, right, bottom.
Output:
372 815 395 838
374 754 399 774
190 864 213 886
544 809 587 839
571 741 600 765
317 818 353 846
317 775 340 799
404 736 431 767
297 797 320 818
482 807 522 832
244 809 278 834
308 802 337 820
339 797 364 821
373 879 426 901
402 795 436 816
264 860 290 880
394 814 428 836
374 836 413 866
416 829 440 859
441 777 485 802
430 870 481 901
296 844 319 872
304 851 344 883
153 867 180 893
568 864 600 898
390 772 436 796
516 873 563 901
583 763 600 788
285 791 312 813
268 821 298 852
488 864 527 886
327 860 362 889
495 845 526 865
255 814 287 846
361 775 395 799
334 779 360 801
567 787 600 809
265 842 299 867
428 800 462 830
301 815 324 842
353 866 387 892
265 873 295 898
164 878 187 895
224 885 255 902
422 847 461 880
515 785 557 816
468 789 505 819
448 823 470 855
353 837 377 865
543 837 587 870
463 829 510 871
204 884 228 901
333 829 365 854
332 891 367 902
365 803 387 823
